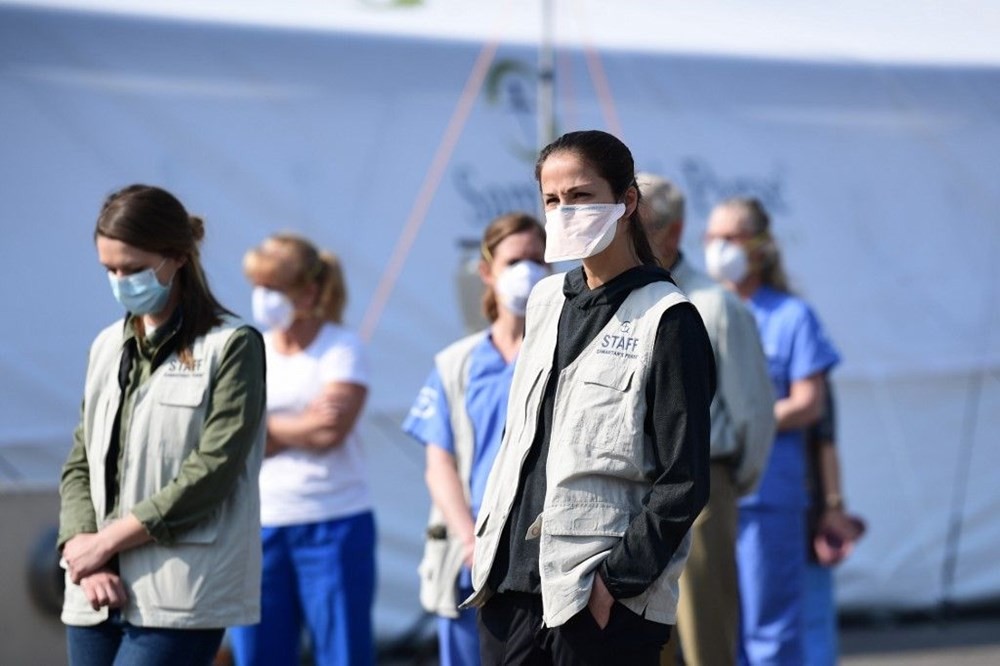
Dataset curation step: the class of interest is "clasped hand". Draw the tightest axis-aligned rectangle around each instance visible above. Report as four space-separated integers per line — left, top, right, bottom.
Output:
62 532 112 584
79 569 128 611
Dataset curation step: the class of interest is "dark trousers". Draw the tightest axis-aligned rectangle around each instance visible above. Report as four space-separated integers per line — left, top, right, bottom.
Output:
479 591 671 666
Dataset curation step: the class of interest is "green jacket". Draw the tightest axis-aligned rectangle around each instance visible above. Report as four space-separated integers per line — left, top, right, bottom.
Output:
59 314 266 628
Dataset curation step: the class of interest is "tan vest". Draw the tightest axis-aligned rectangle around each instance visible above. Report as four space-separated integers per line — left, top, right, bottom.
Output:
417 331 484 618
466 274 691 627
62 317 265 629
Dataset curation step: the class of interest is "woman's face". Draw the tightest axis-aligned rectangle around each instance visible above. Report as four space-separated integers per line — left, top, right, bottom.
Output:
250 243 318 313
539 150 617 210
705 204 758 275
96 236 180 285
481 229 547 289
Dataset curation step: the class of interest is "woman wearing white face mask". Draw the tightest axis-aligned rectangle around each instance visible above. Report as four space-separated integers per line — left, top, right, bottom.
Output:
59 185 266 665
230 234 376 666
465 131 716 666
705 198 840 666
403 212 547 666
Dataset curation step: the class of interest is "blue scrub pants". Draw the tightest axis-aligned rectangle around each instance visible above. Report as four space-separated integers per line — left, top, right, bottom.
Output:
803 563 838 666
229 511 376 666
438 582 480 666
737 506 806 666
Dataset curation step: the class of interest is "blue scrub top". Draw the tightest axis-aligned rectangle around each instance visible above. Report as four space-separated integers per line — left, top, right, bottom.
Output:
741 286 840 509
402 332 515 521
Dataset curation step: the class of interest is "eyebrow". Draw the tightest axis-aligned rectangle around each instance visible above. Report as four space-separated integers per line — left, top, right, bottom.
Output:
543 183 594 197
102 262 144 272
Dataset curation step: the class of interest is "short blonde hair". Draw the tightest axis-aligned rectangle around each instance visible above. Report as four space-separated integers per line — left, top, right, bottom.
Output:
244 233 347 323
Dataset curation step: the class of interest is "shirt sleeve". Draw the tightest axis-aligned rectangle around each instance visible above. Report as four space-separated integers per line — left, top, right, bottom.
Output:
57 400 99 549
319 329 369 386
718 296 778 495
130 326 267 544
599 302 715 599
789 304 840 382
401 367 455 454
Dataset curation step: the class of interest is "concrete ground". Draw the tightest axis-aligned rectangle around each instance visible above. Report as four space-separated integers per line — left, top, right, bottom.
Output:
841 615 1000 666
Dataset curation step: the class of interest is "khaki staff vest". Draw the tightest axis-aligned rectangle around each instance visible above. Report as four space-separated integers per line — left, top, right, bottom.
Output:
418 331 485 618
62 316 265 629
466 274 692 627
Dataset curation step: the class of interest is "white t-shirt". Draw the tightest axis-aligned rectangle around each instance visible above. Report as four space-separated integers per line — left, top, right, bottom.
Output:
259 322 372 527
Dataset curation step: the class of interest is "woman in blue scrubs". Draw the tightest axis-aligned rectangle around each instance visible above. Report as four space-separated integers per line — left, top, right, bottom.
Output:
403 213 547 666
705 198 840 665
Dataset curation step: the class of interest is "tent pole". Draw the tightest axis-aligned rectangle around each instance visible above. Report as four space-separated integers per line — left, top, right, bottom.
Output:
537 0 555 149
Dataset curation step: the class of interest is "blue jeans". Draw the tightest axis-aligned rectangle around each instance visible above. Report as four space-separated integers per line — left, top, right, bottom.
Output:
66 611 224 666
229 511 377 666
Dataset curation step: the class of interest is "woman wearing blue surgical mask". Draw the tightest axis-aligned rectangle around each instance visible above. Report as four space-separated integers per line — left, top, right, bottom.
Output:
59 184 267 666
230 233 376 666
403 212 547 666
465 131 716 666
705 198 841 666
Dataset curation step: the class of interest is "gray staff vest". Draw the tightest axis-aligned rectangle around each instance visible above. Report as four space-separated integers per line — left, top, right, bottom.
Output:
465 274 692 627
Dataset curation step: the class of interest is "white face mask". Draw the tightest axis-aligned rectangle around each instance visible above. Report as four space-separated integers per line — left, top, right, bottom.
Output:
704 238 749 284
495 260 548 316
543 203 626 263
251 286 295 331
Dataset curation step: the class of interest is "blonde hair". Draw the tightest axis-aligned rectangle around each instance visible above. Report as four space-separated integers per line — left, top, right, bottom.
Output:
243 233 347 323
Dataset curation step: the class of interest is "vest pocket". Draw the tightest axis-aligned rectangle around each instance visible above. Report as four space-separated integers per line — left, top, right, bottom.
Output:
418 535 465 616
544 503 630 537
125 543 211 612
571 365 636 454
146 382 208 459
541 504 630 582
157 383 207 408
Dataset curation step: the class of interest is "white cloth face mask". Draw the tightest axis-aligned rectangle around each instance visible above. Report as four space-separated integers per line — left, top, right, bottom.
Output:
495 260 549 316
704 238 749 284
251 286 295 331
543 203 626 263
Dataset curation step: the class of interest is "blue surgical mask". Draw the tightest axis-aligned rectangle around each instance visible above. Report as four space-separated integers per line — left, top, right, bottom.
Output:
108 258 173 315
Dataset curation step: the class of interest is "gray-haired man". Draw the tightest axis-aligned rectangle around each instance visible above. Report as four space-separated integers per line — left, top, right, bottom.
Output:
637 173 776 666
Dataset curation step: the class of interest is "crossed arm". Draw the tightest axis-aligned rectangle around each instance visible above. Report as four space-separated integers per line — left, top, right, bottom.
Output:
265 381 367 455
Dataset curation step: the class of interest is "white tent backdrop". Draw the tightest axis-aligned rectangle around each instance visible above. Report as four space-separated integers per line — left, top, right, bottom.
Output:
2 0 998 637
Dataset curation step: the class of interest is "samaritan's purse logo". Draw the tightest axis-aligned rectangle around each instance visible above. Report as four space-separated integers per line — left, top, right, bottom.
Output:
597 320 640 360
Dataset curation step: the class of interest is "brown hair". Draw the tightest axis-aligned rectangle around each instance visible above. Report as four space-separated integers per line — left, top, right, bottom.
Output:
480 212 546 322
721 197 791 293
535 130 659 267
95 184 231 367
243 233 347 324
